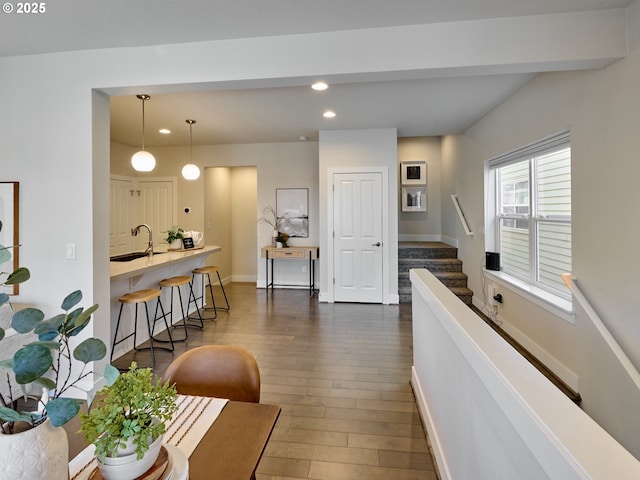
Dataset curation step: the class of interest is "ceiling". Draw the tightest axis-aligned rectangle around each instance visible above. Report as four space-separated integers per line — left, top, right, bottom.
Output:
2 0 634 146
109 75 535 146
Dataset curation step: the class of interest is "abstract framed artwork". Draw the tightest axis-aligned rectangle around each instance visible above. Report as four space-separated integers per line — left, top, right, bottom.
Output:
401 160 427 185
276 188 309 238
0 182 19 295
402 186 427 212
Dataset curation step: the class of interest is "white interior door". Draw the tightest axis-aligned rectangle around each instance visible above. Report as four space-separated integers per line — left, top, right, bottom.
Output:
137 180 176 249
333 172 383 303
109 178 136 255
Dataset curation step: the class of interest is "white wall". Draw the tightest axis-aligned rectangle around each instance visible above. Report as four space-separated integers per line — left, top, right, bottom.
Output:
440 0 640 456
204 167 232 279
398 137 442 241
319 128 399 303
230 167 257 282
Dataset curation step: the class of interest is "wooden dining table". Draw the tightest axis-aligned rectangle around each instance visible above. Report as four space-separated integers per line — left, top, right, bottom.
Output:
189 401 280 478
67 398 281 480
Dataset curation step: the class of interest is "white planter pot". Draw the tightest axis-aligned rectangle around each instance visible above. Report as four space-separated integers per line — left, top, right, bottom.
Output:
98 433 163 480
169 239 183 250
0 419 68 478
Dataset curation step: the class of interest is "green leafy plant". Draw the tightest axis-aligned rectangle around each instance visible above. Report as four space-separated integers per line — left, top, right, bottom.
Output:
0 220 106 433
80 362 178 460
164 226 184 244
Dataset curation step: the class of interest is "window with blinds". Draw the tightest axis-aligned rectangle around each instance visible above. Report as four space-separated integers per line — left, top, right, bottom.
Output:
490 130 571 297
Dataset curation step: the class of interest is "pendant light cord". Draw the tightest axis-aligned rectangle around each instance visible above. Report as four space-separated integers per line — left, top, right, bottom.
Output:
141 97 146 151
186 119 196 160
136 94 151 152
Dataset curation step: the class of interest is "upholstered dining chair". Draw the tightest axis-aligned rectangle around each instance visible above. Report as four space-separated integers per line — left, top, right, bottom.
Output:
161 345 261 403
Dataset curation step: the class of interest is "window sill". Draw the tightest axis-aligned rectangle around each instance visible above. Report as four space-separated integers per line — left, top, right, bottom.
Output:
483 269 575 325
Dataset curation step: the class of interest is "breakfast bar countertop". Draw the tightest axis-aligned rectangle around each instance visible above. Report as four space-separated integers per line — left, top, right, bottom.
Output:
110 245 221 280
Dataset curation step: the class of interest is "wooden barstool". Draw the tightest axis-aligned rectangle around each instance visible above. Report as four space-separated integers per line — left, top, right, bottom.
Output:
111 288 174 368
190 266 230 320
159 275 203 341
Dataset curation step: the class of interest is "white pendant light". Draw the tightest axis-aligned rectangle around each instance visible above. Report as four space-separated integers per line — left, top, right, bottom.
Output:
182 119 201 180
131 94 156 172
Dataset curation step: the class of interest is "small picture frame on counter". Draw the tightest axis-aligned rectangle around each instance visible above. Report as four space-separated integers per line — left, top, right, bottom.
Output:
182 237 195 249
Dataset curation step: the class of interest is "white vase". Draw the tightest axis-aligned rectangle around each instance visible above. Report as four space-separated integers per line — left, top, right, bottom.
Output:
169 239 183 250
0 419 68 478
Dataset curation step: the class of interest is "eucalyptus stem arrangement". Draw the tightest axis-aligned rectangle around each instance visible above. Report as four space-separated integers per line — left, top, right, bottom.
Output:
258 206 287 231
0 220 106 433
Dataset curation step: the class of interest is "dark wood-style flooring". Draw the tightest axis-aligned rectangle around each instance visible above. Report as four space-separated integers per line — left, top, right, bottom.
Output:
115 283 436 480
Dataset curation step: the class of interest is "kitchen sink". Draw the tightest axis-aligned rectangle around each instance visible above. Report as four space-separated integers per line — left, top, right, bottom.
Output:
110 252 165 262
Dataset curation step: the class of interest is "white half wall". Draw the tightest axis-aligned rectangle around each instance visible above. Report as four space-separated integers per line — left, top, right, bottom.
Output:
411 268 640 479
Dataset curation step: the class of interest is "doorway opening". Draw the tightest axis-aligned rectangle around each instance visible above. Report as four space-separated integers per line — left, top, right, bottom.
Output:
204 166 258 284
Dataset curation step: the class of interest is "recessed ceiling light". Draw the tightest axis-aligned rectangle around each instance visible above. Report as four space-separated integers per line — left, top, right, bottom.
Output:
312 81 328 91
323 110 336 118
159 128 171 134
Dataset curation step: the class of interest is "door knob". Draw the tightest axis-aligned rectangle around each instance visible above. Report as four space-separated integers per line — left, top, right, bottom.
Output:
372 242 381 247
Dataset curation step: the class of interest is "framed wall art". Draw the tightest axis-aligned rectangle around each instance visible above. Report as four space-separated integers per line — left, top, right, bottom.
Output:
0 182 19 295
276 188 309 238
402 186 427 212
401 160 427 185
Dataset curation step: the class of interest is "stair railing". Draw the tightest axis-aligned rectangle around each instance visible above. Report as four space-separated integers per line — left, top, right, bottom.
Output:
572 278 640 391
451 195 473 236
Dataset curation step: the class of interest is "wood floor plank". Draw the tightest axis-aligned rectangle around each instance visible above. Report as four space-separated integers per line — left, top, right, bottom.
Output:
307 460 437 480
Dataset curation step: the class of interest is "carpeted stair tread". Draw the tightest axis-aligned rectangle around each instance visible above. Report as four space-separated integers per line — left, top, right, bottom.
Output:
398 242 473 305
398 241 458 259
398 258 463 271
432 271 469 287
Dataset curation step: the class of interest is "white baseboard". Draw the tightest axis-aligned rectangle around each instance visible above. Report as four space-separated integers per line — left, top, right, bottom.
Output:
472 298 579 392
398 234 442 242
499 316 579 392
411 367 452 480
317 291 331 303
440 235 458 247
231 275 256 283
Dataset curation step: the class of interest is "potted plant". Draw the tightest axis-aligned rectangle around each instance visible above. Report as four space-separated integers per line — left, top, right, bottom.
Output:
276 231 289 248
80 362 178 479
258 206 288 247
165 226 184 250
0 221 107 478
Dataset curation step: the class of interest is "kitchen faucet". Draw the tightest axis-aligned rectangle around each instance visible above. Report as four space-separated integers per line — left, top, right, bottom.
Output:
131 224 153 255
